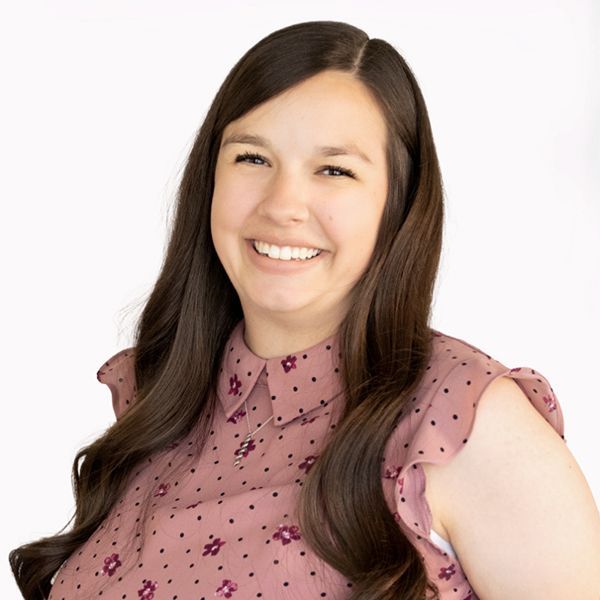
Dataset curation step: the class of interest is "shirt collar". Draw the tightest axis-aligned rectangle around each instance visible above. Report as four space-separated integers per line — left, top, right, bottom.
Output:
216 318 344 426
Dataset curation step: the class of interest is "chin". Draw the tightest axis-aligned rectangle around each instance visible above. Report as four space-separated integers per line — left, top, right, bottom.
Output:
246 292 314 314
259 300 312 314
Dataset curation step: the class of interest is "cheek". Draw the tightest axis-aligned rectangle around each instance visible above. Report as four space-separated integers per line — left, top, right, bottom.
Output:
325 203 382 258
211 179 254 235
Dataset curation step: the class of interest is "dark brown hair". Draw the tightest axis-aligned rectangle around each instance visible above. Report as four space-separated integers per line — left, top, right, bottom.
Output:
10 20 444 599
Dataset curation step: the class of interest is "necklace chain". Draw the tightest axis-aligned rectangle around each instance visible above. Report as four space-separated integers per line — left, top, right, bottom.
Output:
233 399 274 468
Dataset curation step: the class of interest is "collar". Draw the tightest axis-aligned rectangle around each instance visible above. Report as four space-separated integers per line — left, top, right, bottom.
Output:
216 319 344 426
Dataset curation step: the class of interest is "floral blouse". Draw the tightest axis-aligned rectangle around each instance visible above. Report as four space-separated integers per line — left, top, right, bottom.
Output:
49 319 565 599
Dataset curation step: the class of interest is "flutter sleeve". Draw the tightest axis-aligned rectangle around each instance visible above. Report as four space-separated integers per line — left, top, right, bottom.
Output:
381 332 566 570
96 347 137 420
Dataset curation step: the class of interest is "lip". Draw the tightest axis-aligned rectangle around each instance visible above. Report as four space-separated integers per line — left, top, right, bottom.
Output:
245 239 327 274
247 237 326 251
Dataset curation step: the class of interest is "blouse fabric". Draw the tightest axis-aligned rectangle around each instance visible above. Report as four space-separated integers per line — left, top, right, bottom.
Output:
49 319 566 600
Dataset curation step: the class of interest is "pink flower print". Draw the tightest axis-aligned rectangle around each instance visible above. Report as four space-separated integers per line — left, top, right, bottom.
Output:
281 355 297 373
186 499 202 509
299 455 319 474
234 438 256 459
101 552 121 576
154 482 170 497
509 367 522 373
202 537 226 556
438 563 456 580
228 373 242 396
383 465 402 479
216 579 239 598
227 406 247 424
165 441 179 450
272 523 301 545
543 393 557 412
300 415 318 426
137 578 158 599
397 477 404 494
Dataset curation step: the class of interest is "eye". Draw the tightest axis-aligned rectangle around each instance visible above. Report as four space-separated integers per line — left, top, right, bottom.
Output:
234 151 356 179
235 151 268 166
322 164 356 179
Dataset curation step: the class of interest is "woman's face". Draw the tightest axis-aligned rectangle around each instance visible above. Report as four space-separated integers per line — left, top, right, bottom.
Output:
211 69 388 328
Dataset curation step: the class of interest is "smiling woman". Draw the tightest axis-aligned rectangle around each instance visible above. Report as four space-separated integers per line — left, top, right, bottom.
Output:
9 19 600 600
210 68 389 355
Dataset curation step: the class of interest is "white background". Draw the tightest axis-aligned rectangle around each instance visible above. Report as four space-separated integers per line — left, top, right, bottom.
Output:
2 0 598 596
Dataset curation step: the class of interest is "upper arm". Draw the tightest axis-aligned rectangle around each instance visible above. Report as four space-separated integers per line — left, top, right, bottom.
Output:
435 375 600 599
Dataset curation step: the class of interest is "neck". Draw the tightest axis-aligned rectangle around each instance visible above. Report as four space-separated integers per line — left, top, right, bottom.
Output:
240 306 345 359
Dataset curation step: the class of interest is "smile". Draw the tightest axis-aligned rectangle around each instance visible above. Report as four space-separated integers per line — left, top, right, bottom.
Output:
245 239 327 273
252 240 322 261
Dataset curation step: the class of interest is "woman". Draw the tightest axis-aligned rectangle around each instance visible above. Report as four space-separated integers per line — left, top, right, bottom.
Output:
10 20 599 600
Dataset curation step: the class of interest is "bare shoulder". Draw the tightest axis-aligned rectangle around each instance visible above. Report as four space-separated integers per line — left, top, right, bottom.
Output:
423 375 600 599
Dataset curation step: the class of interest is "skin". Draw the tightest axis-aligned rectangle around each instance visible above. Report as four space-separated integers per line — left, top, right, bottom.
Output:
210 69 388 360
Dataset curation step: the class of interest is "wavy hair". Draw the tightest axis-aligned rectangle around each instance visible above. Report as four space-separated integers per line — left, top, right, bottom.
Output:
10 20 444 599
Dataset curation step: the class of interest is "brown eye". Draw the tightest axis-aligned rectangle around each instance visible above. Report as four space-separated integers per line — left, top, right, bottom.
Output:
322 165 356 178
235 151 267 165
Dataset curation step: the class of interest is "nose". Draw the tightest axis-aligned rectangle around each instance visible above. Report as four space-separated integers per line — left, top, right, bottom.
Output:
256 169 310 224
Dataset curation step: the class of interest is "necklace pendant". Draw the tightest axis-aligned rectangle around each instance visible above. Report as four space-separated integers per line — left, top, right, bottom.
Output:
233 433 253 467
241 433 252 448
233 449 243 467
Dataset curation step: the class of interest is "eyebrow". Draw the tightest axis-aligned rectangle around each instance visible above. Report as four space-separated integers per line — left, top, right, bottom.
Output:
221 132 373 165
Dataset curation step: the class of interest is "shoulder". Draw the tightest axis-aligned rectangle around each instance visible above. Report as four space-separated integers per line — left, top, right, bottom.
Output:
397 330 565 474
386 329 564 488
427 372 600 598
96 347 135 381
425 329 565 443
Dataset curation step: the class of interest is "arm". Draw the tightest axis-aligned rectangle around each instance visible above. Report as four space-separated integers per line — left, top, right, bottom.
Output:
433 375 600 599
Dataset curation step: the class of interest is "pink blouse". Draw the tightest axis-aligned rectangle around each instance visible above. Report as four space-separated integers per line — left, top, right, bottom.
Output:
49 319 565 599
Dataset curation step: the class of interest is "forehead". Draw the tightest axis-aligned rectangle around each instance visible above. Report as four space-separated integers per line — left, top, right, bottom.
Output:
221 70 388 160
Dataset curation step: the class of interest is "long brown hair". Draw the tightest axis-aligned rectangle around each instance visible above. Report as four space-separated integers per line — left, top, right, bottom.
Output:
9 20 444 599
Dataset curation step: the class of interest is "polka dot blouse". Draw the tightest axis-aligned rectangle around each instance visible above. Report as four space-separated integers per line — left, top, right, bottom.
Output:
49 319 566 599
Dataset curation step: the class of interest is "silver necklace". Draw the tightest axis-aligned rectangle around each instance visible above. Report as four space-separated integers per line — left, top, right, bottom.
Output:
233 399 274 467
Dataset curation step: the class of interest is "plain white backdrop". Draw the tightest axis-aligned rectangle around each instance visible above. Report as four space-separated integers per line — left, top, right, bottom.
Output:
2 0 598 596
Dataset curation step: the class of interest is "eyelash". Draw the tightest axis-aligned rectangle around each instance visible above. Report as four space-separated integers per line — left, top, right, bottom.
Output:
234 151 357 179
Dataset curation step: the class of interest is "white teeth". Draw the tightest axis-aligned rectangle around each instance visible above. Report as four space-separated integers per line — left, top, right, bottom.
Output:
253 240 322 261
268 245 283 259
